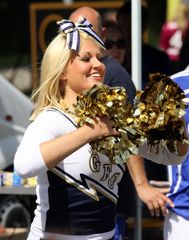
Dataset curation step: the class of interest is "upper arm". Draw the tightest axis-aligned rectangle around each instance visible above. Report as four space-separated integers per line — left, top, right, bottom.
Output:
14 110 70 178
139 140 187 165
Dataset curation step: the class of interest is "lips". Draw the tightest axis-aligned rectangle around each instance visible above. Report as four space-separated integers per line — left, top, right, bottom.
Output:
89 72 103 81
90 72 101 77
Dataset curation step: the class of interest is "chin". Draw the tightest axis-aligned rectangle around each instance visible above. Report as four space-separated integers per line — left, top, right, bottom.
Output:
91 82 103 87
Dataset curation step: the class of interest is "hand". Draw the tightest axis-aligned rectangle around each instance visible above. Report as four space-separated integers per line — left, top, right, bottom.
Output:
86 115 120 141
136 182 174 217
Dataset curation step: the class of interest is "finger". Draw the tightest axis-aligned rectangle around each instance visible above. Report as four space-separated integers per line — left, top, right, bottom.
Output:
160 204 169 216
155 191 175 208
161 195 175 208
93 117 100 124
156 195 173 216
157 197 168 216
147 202 155 216
112 129 120 136
152 201 161 217
166 199 174 208
159 187 170 194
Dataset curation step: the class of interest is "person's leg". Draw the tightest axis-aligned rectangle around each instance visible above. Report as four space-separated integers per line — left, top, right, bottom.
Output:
164 211 189 240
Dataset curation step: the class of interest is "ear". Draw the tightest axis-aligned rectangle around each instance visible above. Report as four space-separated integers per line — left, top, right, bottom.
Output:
101 27 107 39
60 71 67 81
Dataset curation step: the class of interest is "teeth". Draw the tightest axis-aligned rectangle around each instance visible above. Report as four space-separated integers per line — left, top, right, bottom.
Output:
91 73 100 77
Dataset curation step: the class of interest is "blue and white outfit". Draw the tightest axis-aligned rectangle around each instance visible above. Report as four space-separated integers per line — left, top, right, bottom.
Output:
14 109 124 240
164 69 189 240
14 106 186 240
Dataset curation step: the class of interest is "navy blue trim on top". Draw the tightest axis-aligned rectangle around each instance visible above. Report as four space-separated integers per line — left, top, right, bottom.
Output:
54 166 118 200
47 107 77 127
47 107 124 200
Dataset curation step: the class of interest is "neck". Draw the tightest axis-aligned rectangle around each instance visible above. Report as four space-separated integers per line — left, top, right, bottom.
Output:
60 97 76 112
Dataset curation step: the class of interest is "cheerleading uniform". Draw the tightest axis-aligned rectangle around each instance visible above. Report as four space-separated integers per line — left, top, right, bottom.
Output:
14 107 186 240
164 69 189 240
14 108 124 240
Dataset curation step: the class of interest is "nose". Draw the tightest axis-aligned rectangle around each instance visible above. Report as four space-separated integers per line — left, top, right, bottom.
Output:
93 57 104 70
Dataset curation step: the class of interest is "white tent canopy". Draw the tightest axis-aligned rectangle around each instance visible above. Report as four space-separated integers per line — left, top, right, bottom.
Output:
0 75 33 169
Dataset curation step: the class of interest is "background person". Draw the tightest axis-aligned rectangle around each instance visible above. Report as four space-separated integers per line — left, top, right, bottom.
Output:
164 69 189 240
117 1 172 87
116 2 176 238
116 0 172 186
102 10 117 23
102 21 127 65
159 3 189 64
141 4 172 89
176 26 189 71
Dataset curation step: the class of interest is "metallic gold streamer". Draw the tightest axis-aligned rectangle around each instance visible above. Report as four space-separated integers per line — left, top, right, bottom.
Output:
72 73 188 164
73 84 140 164
133 73 188 152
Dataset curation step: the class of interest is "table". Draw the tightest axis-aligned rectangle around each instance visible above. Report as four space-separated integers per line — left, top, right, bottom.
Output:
0 186 36 195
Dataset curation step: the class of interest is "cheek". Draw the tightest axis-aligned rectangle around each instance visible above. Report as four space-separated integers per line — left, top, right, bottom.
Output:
74 63 91 76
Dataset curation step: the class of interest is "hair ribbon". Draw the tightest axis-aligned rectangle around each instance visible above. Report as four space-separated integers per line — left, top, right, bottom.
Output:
57 17 105 52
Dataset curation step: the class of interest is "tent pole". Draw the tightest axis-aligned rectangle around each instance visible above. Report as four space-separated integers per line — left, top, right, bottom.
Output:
132 1 142 240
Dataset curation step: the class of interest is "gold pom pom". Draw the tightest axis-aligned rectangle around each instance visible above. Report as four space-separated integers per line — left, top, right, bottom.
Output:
73 84 141 164
133 73 188 152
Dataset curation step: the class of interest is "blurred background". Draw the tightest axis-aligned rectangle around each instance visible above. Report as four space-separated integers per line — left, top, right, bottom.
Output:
0 0 186 95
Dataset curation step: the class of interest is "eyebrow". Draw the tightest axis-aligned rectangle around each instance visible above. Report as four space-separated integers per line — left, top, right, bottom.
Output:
78 52 91 55
79 51 104 56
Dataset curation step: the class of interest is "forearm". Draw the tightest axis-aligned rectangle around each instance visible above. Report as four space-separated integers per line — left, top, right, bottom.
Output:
15 124 95 178
40 124 94 169
14 126 91 178
14 111 118 178
127 155 148 189
126 155 174 217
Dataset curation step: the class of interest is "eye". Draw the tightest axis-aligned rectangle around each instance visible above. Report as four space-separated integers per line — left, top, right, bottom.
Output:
81 57 90 62
97 55 104 62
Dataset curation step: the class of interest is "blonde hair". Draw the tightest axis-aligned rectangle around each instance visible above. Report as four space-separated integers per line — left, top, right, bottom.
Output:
30 32 70 120
30 28 105 121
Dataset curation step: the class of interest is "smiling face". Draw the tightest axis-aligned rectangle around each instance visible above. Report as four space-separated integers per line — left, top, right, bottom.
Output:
61 38 105 106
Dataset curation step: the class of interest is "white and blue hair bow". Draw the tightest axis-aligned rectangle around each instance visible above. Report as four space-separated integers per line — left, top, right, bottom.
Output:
57 17 105 52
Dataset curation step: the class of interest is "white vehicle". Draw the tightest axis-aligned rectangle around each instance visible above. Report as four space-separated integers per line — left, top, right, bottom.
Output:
0 74 35 227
